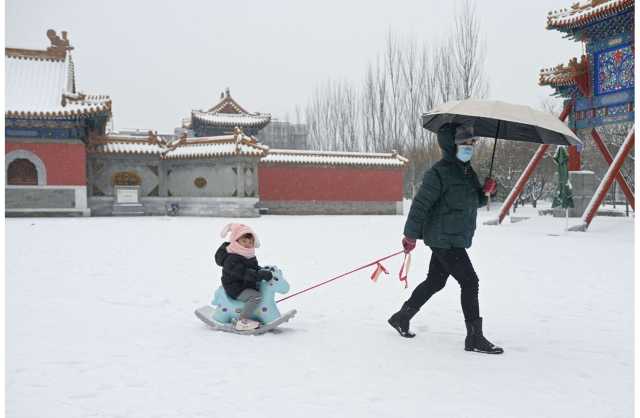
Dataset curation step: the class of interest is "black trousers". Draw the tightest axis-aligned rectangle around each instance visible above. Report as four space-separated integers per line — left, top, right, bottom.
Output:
406 247 480 321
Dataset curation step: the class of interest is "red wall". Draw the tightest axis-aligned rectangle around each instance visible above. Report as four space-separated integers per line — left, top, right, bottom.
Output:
5 142 87 186
258 165 404 201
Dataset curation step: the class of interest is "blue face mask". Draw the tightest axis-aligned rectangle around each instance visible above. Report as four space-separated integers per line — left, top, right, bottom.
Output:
456 145 474 162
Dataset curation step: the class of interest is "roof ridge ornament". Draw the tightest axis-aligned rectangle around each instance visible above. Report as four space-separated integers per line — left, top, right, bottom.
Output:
206 87 250 114
5 29 73 61
46 29 73 59
147 130 161 145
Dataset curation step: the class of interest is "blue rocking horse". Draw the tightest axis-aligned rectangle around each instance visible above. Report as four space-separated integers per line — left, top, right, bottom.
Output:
195 265 297 334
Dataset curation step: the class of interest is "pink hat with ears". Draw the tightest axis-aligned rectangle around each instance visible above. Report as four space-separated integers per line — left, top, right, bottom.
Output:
220 223 261 247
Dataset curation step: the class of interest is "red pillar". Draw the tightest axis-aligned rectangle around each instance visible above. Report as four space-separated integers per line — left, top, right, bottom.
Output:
568 145 581 171
590 128 635 209
570 126 635 231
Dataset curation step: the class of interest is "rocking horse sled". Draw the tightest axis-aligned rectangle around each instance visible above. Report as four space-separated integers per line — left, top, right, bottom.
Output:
195 266 297 335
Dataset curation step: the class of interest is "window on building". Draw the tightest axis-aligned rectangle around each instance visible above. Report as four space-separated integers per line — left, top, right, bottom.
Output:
7 158 38 185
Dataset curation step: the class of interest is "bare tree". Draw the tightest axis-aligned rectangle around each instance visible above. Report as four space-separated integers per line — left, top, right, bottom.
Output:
384 31 405 152
303 0 491 196
361 63 379 152
452 0 489 99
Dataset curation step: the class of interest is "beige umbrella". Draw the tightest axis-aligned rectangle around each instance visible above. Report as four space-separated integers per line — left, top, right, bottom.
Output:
422 99 582 146
422 99 582 178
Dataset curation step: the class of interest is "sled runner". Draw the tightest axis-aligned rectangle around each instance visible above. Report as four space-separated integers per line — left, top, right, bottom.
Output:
195 305 297 335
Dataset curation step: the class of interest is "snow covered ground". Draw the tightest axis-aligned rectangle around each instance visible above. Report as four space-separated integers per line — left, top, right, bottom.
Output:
6 203 634 418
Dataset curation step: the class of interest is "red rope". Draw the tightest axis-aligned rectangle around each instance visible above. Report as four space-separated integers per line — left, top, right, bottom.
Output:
276 250 406 303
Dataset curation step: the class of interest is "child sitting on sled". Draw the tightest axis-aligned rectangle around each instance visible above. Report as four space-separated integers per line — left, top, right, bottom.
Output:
215 223 273 331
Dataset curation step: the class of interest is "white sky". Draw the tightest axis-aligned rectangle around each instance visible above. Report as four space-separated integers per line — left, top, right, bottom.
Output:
5 0 581 133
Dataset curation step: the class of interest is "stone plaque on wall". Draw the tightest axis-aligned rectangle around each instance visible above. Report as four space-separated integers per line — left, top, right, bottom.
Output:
116 186 140 203
113 186 144 216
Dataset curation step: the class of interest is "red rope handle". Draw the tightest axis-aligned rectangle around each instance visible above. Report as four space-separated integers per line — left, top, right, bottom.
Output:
398 252 411 289
276 250 405 303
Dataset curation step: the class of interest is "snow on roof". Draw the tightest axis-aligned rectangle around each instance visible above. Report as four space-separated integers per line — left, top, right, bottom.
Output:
92 141 166 155
539 65 577 87
261 149 408 168
547 0 633 30
192 111 271 128
89 131 268 160
163 141 265 159
207 87 248 114
5 32 111 119
88 133 166 155
89 131 404 167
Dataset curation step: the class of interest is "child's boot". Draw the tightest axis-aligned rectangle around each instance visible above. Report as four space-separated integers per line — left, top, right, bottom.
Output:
234 318 260 331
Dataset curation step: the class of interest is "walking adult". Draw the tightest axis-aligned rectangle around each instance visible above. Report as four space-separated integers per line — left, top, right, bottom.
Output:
388 124 503 354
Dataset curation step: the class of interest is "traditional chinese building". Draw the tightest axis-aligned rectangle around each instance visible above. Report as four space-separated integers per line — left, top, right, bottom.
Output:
5 30 112 216
87 129 266 216
187 88 272 137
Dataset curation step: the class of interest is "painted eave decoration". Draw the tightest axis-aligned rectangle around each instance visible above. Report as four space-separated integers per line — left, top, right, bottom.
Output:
260 149 409 168
539 55 590 87
539 65 577 87
5 29 112 120
547 0 634 30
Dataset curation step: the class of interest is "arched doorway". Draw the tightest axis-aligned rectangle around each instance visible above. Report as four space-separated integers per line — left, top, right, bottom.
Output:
7 158 38 185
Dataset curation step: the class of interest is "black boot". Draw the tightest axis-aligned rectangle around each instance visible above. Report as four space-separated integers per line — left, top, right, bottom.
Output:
388 302 419 338
464 317 504 354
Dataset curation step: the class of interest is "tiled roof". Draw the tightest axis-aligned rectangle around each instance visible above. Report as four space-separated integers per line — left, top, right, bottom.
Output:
192 110 272 128
89 130 406 167
88 130 268 160
5 30 111 119
547 0 633 30
539 65 576 87
164 140 266 159
191 88 271 130
260 149 408 168
207 87 248 113
91 141 165 155
88 132 168 155
539 55 590 92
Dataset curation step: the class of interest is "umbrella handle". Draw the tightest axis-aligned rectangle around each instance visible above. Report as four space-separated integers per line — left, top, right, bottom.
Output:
488 120 500 179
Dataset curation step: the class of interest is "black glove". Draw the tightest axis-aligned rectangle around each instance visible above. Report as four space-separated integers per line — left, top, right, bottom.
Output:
257 269 273 281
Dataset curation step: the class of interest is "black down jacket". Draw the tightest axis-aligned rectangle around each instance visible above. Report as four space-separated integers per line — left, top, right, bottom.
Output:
403 124 487 249
214 242 264 299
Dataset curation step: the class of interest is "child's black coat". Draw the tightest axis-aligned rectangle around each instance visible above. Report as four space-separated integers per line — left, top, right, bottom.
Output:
214 242 263 299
